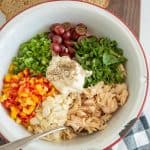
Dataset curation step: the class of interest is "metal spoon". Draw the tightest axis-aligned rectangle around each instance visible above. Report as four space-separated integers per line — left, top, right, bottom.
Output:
0 126 66 150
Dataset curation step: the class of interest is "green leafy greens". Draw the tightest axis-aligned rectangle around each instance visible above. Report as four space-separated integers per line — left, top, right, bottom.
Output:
75 36 127 87
12 33 52 76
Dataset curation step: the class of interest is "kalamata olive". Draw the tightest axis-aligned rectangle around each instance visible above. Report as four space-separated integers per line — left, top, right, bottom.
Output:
59 45 68 56
54 25 65 35
75 23 87 36
65 48 69 54
62 22 72 31
60 45 66 52
64 40 75 47
48 32 55 40
50 23 60 32
71 28 79 40
59 47 69 57
52 35 63 44
63 31 71 40
77 35 87 43
68 47 75 58
51 43 61 53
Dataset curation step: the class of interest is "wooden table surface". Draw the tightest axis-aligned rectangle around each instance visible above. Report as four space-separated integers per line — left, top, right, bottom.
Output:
0 0 141 146
107 0 141 37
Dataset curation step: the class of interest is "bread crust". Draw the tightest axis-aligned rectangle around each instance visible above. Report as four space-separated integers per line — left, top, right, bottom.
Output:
82 0 110 8
0 0 110 20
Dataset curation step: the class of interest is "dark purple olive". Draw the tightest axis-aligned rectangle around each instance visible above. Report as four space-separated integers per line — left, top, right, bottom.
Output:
60 45 66 52
51 43 61 53
52 35 63 44
60 48 70 57
62 22 72 31
68 47 75 58
63 31 71 40
65 48 70 53
70 28 79 40
59 45 68 57
50 23 60 32
75 23 87 36
54 25 65 35
48 32 55 40
64 40 75 47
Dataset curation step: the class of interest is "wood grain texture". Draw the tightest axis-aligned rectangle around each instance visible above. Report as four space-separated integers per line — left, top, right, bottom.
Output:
107 0 141 37
0 0 109 20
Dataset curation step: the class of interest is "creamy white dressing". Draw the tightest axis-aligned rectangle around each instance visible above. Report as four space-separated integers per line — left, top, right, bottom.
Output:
46 56 92 94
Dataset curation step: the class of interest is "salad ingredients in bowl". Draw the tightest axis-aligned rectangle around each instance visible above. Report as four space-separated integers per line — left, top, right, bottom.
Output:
0 22 128 142
0 1 148 150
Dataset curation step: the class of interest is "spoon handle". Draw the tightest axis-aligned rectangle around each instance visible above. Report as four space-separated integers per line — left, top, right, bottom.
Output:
0 126 65 150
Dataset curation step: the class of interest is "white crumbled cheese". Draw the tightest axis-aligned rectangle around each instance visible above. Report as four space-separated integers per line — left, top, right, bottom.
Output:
29 94 73 142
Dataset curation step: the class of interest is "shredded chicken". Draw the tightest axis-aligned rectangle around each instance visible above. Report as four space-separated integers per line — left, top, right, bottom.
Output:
28 81 128 141
65 82 128 138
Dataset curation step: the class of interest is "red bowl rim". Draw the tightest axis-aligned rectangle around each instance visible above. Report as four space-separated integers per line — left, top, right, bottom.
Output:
0 0 149 149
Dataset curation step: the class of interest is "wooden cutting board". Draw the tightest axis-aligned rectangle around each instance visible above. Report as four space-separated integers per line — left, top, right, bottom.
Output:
0 0 141 147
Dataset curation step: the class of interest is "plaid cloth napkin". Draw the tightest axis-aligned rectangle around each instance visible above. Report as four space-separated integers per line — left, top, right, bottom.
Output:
112 114 150 150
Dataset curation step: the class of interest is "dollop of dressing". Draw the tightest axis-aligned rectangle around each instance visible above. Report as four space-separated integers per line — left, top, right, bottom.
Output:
46 56 91 94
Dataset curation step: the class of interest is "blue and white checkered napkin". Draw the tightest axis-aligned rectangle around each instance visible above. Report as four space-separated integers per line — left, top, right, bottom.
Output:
113 114 150 150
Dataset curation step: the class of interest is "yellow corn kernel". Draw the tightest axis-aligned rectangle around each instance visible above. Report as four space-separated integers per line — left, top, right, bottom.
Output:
18 98 34 107
0 94 8 102
18 92 28 98
38 78 44 83
11 75 19 82
25 97 35 106
19 112 26 118
16 118 21 124
35 84 44 95
29 78 35 85
10 83 18 88
18 72 24 78
3 83 10 88
31 95 39 104
23 106 35 115
4 74 12 83
2 88 10 94
10 107 19 119
17 98 23 103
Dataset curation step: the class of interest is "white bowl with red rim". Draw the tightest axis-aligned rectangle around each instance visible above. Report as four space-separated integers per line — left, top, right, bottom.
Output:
0 1 149 150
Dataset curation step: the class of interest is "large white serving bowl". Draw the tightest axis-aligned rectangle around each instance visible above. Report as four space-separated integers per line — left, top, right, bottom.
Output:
0 1 149 150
